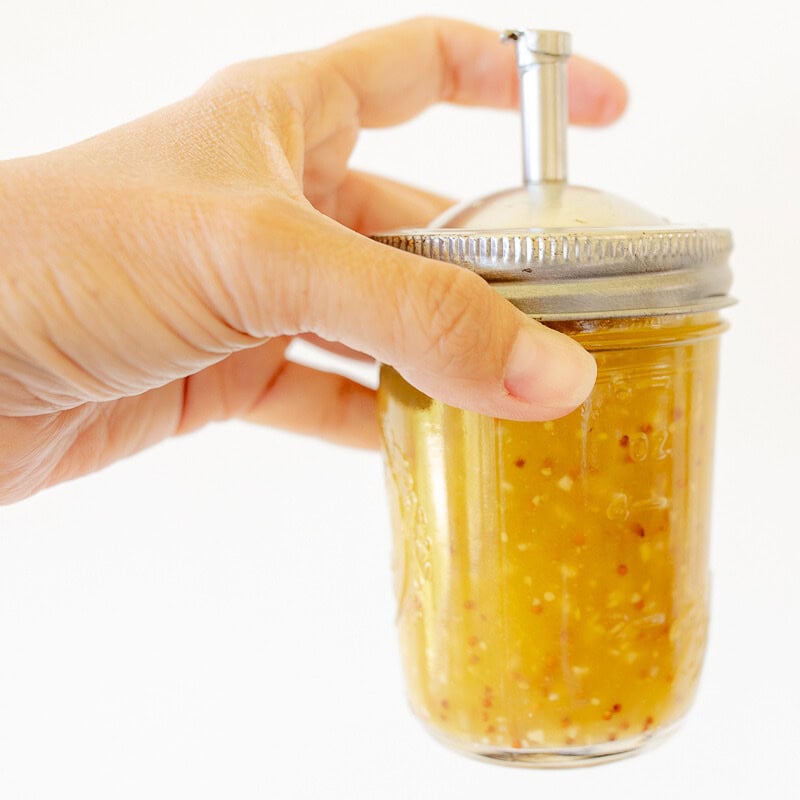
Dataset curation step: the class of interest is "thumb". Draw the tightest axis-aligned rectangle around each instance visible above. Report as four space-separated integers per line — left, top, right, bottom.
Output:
301 219 597 421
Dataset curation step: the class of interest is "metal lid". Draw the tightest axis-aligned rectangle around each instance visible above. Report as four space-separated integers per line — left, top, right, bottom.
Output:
372 29 734 320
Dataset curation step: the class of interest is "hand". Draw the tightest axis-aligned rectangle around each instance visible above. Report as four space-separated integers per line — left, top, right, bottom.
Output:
0 18 627 504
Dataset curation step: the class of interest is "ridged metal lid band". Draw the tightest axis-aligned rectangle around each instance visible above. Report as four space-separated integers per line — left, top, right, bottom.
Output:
372 228 732 278
372 227 734 320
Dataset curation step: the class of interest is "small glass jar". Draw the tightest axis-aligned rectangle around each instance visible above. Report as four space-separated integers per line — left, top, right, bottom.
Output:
373 30 733 767
379 311 725 765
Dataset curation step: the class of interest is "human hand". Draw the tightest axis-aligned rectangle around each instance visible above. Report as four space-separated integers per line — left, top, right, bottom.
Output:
0 18 627 504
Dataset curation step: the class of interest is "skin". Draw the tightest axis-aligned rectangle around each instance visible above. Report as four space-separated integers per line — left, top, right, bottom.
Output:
0 18 627 505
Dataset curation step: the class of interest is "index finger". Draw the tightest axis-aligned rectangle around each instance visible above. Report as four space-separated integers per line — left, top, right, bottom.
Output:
304 17 627 129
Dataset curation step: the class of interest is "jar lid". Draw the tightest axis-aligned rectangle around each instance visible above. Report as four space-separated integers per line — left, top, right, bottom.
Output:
372 29 734 320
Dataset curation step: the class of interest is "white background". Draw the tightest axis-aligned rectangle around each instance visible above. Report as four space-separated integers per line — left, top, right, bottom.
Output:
1 1 798 798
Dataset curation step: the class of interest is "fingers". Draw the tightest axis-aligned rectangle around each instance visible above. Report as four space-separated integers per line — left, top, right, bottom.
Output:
282 213 596 422
311 170 454 234
567 57 628 125
175 340 378 448
297 18 626 133
242 360 378 449
0 343 376 504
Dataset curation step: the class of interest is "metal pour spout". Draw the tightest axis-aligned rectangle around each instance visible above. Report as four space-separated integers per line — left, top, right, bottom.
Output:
502 29 571 185
374 28 733 323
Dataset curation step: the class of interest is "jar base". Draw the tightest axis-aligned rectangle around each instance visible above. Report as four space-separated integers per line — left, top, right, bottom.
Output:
423 719 683 769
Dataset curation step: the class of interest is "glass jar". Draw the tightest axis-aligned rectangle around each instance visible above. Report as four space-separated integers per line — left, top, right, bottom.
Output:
373 29 733 766
378 311 725 765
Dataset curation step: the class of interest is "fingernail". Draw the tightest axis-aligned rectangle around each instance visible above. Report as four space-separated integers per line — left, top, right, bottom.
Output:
504 322 597 410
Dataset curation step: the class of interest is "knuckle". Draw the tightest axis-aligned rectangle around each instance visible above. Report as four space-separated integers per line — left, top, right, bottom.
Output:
208 53 312 107
407 268 495 374
166 194 294 340
198 58 301 146
218 197 312 336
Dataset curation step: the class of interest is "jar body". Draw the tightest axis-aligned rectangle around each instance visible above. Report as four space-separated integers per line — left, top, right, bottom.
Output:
378 313 725 766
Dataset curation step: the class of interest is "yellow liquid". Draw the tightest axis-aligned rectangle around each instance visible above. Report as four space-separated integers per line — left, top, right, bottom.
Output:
378 313 723 758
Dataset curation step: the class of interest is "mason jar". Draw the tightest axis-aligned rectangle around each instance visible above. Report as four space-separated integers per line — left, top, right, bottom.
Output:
373 30 733 767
